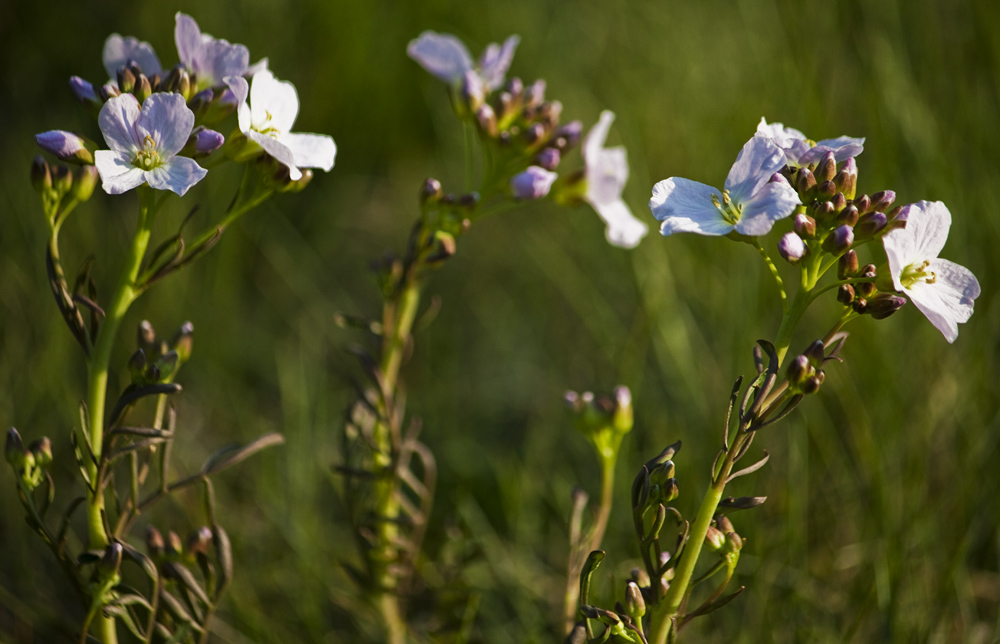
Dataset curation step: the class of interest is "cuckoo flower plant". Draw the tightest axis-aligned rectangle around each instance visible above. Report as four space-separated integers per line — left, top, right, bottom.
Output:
882 200 980 342
226 70 336 181
94 93 207 196
650 135 800 237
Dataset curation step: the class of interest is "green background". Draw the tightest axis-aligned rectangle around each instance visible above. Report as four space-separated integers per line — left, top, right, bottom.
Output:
2 0 999 642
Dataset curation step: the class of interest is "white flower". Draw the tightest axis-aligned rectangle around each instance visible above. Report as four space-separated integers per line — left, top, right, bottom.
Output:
650 135 800 237
102 34 162 81
756 117 864 167
882 201 980 343
407 31 519 92
583 111 647 248
225 70 336 181
174 12 251 90
94 93 207 196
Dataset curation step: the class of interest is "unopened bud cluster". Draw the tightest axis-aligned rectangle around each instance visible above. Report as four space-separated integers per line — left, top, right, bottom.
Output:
5 428 53 492
129 320 194 385
565 386 634 459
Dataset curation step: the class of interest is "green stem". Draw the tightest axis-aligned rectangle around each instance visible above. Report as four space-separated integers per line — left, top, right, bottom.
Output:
753 240 787 314
84 187 158 644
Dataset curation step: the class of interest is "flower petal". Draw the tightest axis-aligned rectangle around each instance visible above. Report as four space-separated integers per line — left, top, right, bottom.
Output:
650 178 731 236
583 110 614 166
224 75 252 133
248 131 302 180
280 132 337 172
98 94 142 153
590 198 648 248
174 13 203 70
135 93 195 158
734 181 801 236
198 39 250 87
103 34 162 80
798 138 865 165
249 70 299 134
144 157 207 196
906 258 980 343
478 35 519 90
94 150 146 194
407 31 474 84
724 136 786 204
756 117 805 148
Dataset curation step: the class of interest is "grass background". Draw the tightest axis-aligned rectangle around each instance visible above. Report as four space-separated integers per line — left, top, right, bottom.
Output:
1 0 999 642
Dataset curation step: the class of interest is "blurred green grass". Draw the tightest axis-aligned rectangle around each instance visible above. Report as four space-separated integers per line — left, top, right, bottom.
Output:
1 0 999 642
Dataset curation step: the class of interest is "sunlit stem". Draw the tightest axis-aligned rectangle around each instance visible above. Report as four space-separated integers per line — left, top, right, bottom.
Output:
753 239 787 314
84 186 160 644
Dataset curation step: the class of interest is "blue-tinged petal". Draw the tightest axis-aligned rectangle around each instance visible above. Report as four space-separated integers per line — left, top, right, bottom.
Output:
98 94 143 153
906 258 980 343
95 150 146 194
724 136 786 204
734 181 800 236
249 70 299 134
798 140 864 165
145 157 207 196
591 198 647 248
174 13 203 70
224 75 252 133
650 178 731 236
280 132 336 172
103 34 162 80
198 39 250 87
587 146 628 206
756 118 805 148
406 31 474 84
136 93 195 158
478 35 519 90
248 130 302 180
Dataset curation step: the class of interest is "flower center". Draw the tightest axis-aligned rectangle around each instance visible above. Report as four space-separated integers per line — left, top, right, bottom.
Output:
132 135 161 171
900 259 937 288
253 110 281 137
712 189 742 225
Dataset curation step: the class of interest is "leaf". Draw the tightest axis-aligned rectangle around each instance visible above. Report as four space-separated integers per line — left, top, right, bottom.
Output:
725 451 770 484
213 524 233 594
719 496 767 510
201 433 285 477
106 383 182 430
164 562 211 608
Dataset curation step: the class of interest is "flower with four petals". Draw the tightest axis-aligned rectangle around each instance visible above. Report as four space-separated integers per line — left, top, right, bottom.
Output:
756 117 864 167
582 111 647 248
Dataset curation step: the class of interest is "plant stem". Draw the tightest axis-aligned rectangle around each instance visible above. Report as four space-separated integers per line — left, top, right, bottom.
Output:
84 187 158 644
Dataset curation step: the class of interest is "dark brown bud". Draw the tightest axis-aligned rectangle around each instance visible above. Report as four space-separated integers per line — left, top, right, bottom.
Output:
837 284 856 305
838 250 859 279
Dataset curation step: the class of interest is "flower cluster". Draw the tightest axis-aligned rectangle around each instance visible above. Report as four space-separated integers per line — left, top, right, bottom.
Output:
408 31 648 248
37 12 335 198
649 118 980 342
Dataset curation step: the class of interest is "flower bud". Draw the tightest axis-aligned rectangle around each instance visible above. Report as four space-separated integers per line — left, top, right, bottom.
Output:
801 373 823 394
524 79 546 111
134 74 152 103
786 354 811 385
30 156 52 193
419 178 443 205
769 172 789 185
851 297 868 315
831 192 847 213
705 526 726 551
612 386 633 434
117 67 136 94
794 167 816 195
885 203 909 232
858 264 878 298
99 83 121 102
777 232 806 263
510 166 557 200
870 190 896 213
535 147 560 171
181 126 225 158
836 204 859 227
461 70 484 112
146 526 164 557
804 340 825 367
167 530 184 556
100 543 124 575
822 224 854 256
837 284 855 305
854 211 887 240
816 180 836 200
816 151 837 182
29 437 52 467
35 131 96 165
631 568 651 587
186 526 213 557
537 100 562 128
834 157 858 200
625 581 646 619
188 88 213 116
72 166 99 202
554 120 583 149
171 322 194 364
5 428 24 466
475 104 497 138
838 250 859 279
504 76 524 98
867 293 907 320
162 66 191 99
853 194 872 214
793 214 816 238
51 165 73 195
69 76 98 105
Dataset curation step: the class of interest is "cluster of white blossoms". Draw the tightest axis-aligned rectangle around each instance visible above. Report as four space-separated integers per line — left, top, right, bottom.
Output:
38 13 336 197
649 119 980 343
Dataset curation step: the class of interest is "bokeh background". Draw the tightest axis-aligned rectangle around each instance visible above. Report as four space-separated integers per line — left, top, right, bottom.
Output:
2 0 999 642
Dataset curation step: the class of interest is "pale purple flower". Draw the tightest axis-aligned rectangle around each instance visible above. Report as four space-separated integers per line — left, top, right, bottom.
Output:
188 127 225 157
882 201 980 343
407 31 519 92
777 232 806 262
102 34 162 80
70 76 98 104
511 166 557 200
650 135 801 237
583 111 647 248
756 118 864 167
36 131 94 164
93 93 207 196
225 70 336 181
175 12 250 90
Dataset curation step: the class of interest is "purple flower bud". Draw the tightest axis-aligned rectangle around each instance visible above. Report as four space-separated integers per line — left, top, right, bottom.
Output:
885 203 909 232
835 157 858 199
777 231 807 263
35 130 94 164
816 150 837 181
476 104 497 137
69 76 98 104
193 127 224 157
510 165 557 200
461 69 484 111
867 293 907 320
794 214 816 238
837 204 859 227
838 249 859 279
854 211 887 239
795 167 816 194
870 190 896 212
853 194 872 214
188 88 213 113
837 283 856 305
535 147 560 170
769 172 789 184
786 354 811 385
524 79 546 109
822 224 854 256
554 120 583 149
